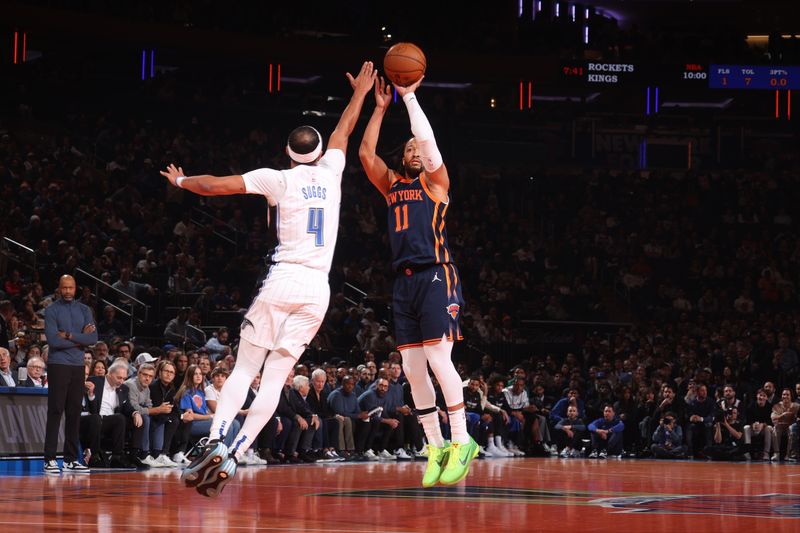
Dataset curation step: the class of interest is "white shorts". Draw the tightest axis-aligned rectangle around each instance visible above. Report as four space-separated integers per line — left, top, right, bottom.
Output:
239 262 330 358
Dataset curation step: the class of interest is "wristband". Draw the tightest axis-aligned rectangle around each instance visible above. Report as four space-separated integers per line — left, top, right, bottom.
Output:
176 176 186 188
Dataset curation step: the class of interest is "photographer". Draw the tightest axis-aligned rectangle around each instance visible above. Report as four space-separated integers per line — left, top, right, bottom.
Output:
650 412 687 459
704 407 746 461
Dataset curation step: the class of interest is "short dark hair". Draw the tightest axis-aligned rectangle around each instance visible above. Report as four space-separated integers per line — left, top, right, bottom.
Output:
211 367 229 378
287 126 321 158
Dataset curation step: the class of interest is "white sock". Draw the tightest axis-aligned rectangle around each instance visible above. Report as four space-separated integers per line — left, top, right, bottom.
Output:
228 348 296 460
209 338 268 441
448 407 469 445
419 411 445 447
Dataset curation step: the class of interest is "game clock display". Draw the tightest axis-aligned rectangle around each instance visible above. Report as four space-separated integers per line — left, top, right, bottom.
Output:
709 65 800 90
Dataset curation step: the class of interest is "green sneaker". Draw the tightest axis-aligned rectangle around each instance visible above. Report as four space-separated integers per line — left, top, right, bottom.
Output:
438 437 479 485
422 441 450 488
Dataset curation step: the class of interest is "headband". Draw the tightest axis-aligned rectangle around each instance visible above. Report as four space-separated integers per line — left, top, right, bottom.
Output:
287 126 323 164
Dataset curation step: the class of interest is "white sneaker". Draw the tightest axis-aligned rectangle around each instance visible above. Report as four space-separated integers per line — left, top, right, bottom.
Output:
494 438 514 457
363 449 380 461
486 443 504 457
395 448 412 460
480 445 494 457
589 450 599 459
507 442 525 456
141 455 161 468
570 449 581 458
415 447 427 458
771 453 780 462
548 444 559 455
378 449 396 460
44 459 61 474
171 452 190 465
599 450 608 459
156 454 179 468
63 461 90 473
559 447 570 458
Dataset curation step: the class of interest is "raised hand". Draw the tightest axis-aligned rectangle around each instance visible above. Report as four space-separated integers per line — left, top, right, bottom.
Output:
393 75 424 98
160 163 185 187
374 76 392 109
346 61 377 97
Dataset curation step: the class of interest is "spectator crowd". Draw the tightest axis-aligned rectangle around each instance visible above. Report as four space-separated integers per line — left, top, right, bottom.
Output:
2 46 800 469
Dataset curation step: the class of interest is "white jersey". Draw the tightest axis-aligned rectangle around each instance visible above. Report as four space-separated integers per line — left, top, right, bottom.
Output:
242 149 344 274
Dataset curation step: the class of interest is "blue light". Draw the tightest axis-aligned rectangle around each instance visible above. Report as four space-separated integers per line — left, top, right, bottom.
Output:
141 49 145 81
150 49 155 78
646 87 651 115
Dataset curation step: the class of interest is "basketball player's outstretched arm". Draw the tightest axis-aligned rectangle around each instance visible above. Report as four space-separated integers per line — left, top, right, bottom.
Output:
159 164 246 196
327 61 377 153
394 78 450 201
358 76 394 197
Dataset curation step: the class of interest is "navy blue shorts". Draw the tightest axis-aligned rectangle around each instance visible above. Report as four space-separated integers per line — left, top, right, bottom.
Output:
392 264 464 350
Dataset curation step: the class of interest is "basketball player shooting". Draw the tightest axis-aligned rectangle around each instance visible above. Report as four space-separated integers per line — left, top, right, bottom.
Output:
359 75 478 486
159 61 377 497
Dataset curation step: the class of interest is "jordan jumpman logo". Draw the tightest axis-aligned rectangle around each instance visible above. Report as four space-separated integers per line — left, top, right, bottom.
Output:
432 272 442 283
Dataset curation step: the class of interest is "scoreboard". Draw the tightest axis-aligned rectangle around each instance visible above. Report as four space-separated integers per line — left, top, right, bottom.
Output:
709 65 800 90
559 62 798 89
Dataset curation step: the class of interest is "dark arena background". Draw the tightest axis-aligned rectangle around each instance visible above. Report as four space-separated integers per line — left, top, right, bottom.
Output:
2 1 800 531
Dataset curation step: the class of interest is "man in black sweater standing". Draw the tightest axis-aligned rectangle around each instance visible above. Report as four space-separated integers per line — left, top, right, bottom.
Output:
43 275 98 474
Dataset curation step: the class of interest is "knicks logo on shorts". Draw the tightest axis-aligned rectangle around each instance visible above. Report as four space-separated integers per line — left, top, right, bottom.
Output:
446 303 460 320
241 318 255 331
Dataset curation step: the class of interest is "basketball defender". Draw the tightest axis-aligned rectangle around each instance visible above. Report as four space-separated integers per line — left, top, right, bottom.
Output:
359 76 478 486
160 61 376 497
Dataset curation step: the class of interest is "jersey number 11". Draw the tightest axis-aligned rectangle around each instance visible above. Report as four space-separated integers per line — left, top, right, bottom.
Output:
394 205 409 233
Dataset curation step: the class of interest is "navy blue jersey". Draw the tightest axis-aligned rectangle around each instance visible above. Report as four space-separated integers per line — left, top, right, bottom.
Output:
386 174 452 271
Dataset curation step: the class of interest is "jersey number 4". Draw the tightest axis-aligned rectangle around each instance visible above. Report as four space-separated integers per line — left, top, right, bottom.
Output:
394 205 409 232
307 208 324 246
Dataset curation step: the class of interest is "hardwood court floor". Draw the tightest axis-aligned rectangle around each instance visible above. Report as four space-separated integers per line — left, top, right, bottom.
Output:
1 457 799 532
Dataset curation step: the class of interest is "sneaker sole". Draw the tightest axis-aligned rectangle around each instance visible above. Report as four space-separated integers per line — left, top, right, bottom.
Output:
195 459 237 498
439 444 479 486
181 445 228 488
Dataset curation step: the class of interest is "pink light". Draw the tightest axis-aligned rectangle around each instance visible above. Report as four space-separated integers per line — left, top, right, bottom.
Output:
528 82 532 109
277 64 281 92
269 64 273 93
776 89 780 119
13 31 18 65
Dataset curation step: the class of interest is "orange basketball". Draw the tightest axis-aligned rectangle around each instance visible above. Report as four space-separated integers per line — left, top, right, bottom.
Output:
383 42 426 87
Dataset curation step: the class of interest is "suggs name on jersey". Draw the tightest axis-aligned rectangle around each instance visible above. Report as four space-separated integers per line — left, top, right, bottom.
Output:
302 185 327 200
